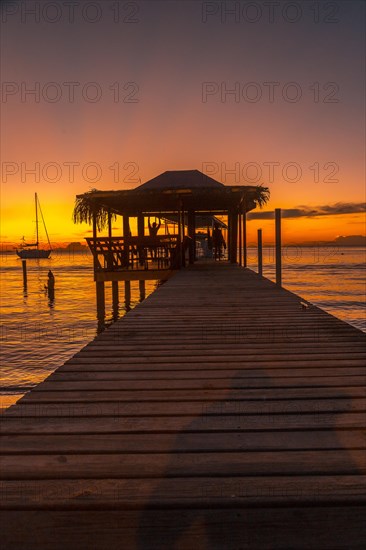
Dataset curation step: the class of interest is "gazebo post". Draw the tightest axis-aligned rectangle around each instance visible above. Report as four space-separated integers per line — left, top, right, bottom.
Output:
108 210 118 313
275 208 282 286
137 213 145 296
179 203 186 267
257 228 263 276
92 211 98 271
238 211 242 266
243 209 247 268
177 202 183 268
94 211 105 324
123 214 131 298
227 212 231 261
188 210 195 264
230 210 238 264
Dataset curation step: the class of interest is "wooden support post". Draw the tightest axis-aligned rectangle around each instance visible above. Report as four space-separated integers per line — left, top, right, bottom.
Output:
181 208 186 266
230 211 238 264
238 213 242 266
243 210 247 268
137 214 145 267
139 280 145 301
107 211 113 269
92 213 98 271
108 211 112 238
123 215 130 236
177 203 185 268
275 208 282 286
227 213 231 262
137 214 144 237
124 281 131 312
187 210 195 264
96 281 105 322
22 260 27 287
176 206 182 268
112 281 119 319
123 215 130 267
257 229 263 276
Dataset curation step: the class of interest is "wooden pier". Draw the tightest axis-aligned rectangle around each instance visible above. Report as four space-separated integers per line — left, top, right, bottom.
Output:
1 262 366 549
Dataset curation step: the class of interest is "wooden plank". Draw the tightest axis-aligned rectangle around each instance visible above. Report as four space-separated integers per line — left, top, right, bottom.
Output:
1 449 365 480
1 429 364 455
57 358 366 371
59 358 366 368
5 397 366 418
1 412 365 435
47 367 366 381
1 476 366 510
29 376 366 392
2 507 365 550
18 386 366 403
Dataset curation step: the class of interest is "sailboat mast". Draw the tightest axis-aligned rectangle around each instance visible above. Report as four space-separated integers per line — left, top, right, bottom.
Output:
35 192 39 248
38 198 52 251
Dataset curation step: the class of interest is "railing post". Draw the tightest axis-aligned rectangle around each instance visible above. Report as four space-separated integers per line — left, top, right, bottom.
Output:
238 213 242 266
243 210 247 267
275 208 282 286
257 229 263 276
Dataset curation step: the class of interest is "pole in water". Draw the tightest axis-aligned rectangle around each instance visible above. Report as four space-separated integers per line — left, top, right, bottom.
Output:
47 270 55 300
22 260 27 287
275 208 282 286
257 229 263 276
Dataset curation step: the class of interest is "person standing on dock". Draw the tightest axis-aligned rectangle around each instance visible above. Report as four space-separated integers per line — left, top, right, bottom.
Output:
213 223 226 260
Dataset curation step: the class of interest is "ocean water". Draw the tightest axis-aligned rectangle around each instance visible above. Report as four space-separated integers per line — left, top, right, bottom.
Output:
0 247 365 409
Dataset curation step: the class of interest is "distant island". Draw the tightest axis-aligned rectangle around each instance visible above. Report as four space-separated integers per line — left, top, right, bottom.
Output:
332 235 366 246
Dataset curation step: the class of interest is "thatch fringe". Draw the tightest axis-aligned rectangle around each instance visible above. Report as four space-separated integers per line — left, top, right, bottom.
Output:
72 186 270 229
253 186 270 208
72 190 116 231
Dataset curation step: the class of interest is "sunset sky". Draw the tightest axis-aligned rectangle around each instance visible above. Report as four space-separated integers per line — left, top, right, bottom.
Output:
1 0 365 246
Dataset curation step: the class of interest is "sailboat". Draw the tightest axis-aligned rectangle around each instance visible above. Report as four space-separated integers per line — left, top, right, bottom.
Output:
16 193 52 259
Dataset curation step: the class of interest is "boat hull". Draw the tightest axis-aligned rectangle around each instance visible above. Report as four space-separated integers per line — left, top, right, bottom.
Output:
16 249 51 259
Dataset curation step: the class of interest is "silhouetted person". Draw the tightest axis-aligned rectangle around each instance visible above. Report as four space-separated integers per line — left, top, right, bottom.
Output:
148 217 161 260
148 217 161 237
212 223 226 260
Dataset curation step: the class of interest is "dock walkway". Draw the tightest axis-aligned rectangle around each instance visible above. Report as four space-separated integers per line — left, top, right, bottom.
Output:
1 262 366 549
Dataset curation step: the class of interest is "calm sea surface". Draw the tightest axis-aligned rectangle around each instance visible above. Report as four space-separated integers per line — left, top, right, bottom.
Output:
0 247 365 409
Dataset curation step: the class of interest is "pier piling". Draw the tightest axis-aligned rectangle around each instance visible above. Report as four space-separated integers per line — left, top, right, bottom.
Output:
275 208 282 286
257 229 263 276
21 260 27 287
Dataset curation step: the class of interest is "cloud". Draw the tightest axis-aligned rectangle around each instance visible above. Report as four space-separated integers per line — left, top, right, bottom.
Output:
247 202 366 220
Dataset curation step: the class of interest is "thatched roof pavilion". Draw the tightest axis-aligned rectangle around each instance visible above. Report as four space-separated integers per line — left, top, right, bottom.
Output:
73 169 269 279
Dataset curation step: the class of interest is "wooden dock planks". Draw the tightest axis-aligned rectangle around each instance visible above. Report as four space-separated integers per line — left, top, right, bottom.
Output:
1 262 366 549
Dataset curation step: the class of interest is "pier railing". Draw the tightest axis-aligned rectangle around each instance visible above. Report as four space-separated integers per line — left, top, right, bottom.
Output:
86 235 180 272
